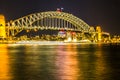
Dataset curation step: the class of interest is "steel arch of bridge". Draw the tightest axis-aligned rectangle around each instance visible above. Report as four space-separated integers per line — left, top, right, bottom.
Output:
6 11 94 36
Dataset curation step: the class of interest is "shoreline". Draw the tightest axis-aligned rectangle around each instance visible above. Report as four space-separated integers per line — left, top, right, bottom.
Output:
0 40 120 45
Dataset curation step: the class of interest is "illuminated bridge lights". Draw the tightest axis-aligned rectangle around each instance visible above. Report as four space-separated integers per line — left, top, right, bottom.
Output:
6 11 91 37
0 11 111 43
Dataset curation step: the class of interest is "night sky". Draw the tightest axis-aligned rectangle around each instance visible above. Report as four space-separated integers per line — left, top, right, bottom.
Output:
0 0 120 35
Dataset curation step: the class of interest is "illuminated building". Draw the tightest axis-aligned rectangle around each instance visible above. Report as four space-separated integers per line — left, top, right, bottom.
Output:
0 14 6 39
58 30 66 38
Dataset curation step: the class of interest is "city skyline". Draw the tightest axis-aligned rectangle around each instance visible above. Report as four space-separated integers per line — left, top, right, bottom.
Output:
0 0 120 35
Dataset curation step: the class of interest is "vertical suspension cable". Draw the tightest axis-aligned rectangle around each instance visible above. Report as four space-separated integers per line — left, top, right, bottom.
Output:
50 18 52 28
48 18 50 28
71 23 73 30
55 18 57 29
66 20 68 30
41 18 43 28
69 23 71 30
64 20 66 29
61 19 63 29
52 18 54 28
51 18 53 28
37 19 39 29
44 17 46 29
45 17 48 27
58 18 60 29
47 17 49 29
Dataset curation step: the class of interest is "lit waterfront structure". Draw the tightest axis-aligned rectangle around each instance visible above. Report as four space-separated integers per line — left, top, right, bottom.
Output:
0 14 6 39
96 26 102 41
0 11 116 43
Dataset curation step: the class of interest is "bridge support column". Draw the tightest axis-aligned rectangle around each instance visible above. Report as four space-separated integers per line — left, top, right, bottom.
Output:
96 26 102 42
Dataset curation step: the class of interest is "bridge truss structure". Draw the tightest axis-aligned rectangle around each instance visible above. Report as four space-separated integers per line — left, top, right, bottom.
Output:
6 11 95 37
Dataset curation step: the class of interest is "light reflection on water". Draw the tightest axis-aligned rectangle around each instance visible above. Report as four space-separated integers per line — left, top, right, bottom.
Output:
55 45 80 80
0 43 120 80
0 44 11 80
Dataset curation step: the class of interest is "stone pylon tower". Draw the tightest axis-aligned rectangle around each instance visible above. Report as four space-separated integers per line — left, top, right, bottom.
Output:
0 14 6 39
96 26 102 41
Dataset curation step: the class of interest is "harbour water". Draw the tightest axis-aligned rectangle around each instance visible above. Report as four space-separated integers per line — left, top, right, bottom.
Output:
0 43 120 80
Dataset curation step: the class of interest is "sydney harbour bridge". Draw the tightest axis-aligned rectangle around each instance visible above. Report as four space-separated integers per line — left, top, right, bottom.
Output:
0 11 110 42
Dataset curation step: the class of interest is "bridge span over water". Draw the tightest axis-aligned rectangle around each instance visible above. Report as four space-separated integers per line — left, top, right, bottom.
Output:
6 11 95 36
0 11 110 42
